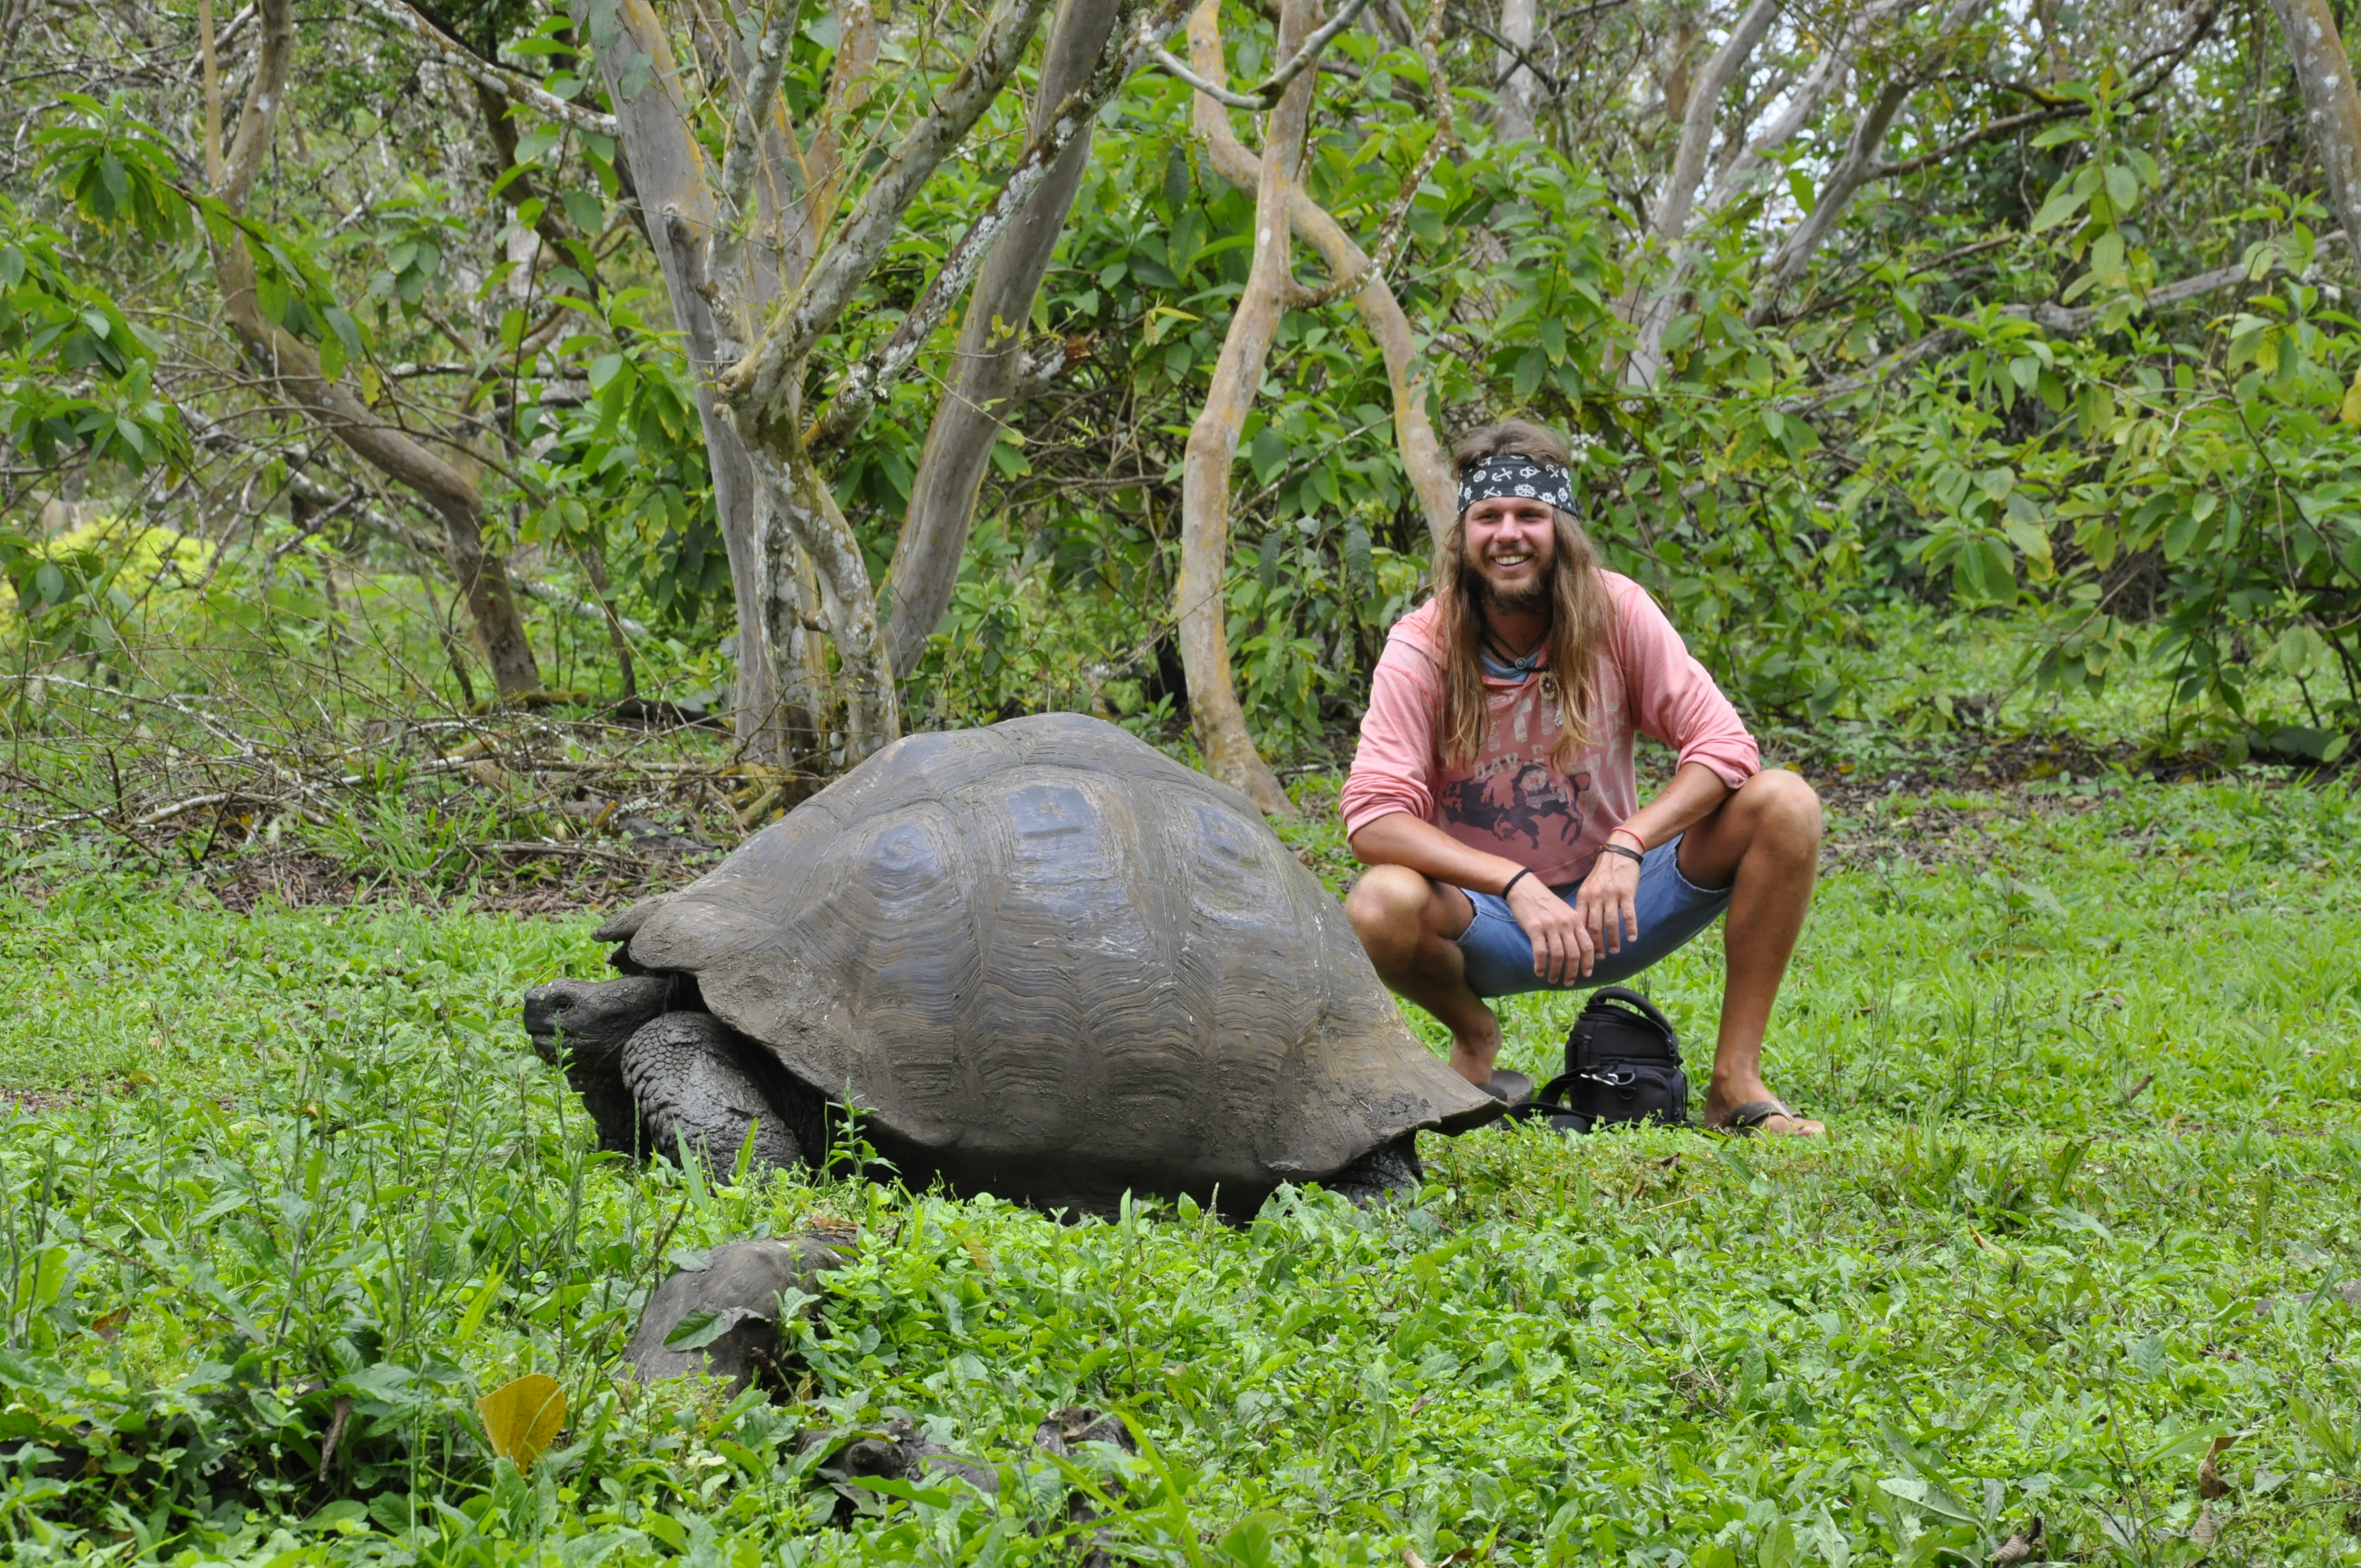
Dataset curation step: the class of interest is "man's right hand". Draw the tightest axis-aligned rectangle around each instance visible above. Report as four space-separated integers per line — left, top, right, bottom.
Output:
1505 873 1591 985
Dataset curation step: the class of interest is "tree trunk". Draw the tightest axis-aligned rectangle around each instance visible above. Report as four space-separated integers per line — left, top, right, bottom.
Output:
883 0 1125 679
1177 0 1320 817
750 438 902 764
2269 0 2361 244
600 0 1056 766
595 0 826 765
1618 0 1782 388
1494 0 1539 141
209 0 543 700
1184 0 1455 547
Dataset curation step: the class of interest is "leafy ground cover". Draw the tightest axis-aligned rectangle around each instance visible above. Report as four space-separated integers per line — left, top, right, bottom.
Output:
0 771 2355 1566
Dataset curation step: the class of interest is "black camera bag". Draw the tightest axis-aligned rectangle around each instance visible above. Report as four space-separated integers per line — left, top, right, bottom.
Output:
1502 986 1689 1135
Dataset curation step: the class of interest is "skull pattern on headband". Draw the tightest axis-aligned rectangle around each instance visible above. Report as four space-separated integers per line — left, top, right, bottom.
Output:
1456 456 1575 517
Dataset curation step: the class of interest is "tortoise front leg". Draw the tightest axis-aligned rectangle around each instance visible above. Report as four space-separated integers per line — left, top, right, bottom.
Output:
565 1055 648 1157
621 1013 803 1177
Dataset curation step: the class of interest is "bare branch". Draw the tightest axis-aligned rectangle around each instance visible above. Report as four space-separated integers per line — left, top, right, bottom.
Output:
1287 124 1447 307
1649 0 1782 248
1448 6 1565 96
720 1 800 223
1780 327 1962 412
1744 0 1995 326
1782 231 2347 413
2012 229 2348 334
1251 0 1374 99
1876 0 2216 178
722 0 1059 422
351 0 618 136
1873 102 2078 179
1152 0 1375 107
1151 43 1265 106
808 0 1187 450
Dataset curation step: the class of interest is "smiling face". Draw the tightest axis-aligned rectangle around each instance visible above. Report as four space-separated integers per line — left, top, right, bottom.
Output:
1461 495 1560 611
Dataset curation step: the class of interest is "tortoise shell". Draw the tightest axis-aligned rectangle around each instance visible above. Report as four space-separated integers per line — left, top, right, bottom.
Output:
605 714 1495 1208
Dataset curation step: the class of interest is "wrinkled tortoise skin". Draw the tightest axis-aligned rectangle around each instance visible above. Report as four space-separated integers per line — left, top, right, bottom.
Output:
574 714 1498 1211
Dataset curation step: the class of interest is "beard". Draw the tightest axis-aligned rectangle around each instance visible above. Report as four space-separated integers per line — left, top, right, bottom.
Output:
1468 554 1553 617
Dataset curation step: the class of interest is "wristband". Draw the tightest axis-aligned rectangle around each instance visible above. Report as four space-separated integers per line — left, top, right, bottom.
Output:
1601 843 1646 867
1500 868 1535 900
1609 825 1648 852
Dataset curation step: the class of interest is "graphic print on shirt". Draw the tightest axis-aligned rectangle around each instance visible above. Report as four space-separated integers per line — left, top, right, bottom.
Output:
1438 761 1593 852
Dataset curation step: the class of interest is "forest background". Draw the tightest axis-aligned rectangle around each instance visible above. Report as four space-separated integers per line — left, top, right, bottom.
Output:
8 0 2361 810
3 0 2361 1564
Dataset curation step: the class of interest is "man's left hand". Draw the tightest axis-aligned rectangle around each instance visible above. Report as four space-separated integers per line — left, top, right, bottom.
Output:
1570 851 1641 975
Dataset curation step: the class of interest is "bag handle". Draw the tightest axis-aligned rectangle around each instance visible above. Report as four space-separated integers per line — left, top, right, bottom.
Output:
1584 986 1678 1046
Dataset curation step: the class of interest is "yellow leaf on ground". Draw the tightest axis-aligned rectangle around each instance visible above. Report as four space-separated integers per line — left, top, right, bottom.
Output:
477 1374 565 1473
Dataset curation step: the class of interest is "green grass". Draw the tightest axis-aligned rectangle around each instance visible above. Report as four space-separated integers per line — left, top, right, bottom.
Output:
0 775 2357 1566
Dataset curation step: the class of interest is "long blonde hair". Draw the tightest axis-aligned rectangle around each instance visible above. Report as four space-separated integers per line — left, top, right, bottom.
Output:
1433 418 1610 770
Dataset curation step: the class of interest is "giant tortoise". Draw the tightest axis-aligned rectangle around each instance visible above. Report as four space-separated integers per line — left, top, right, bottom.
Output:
523 714 1499 1212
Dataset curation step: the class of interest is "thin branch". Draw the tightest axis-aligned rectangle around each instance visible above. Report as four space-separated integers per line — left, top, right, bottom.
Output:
1782 230 2347 411
1152 0 1377 107
807 0 1188 450
1780 328 1963 412
1151 43 1265 106
720 0 801 222
1771 231 2011 325
1446 7 1565 94
351 0 618 137
722 0 1059 421
1876 0 2217 177
2011 228 2347 334
1251 0 1375 99
1288 123 1448 307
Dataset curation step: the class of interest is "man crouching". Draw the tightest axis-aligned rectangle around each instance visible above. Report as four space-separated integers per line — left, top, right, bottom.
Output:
1341 416 1825 1135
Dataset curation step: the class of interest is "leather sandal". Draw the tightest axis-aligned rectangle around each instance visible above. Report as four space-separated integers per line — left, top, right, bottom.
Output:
1715 1097 1810 1135
1477 1069 1535 1107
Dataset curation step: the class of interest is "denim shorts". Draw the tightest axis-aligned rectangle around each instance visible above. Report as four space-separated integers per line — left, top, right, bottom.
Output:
1453 835 1732 998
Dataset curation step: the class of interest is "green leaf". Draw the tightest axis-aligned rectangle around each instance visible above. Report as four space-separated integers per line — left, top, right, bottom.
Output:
1343 522 1372 585
1250 426 1287 484
2163 504 2207 562
2089 230 2124 283
2103 161 2140 211
1513 345 1546 400
662 1305 756 1352
2031 185 2088 232
561 189 606 233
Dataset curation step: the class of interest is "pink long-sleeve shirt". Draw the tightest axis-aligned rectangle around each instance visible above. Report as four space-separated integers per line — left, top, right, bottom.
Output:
1340 572 1759 888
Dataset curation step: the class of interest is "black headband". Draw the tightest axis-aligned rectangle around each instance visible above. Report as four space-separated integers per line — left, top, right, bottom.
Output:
1456 455 1575 516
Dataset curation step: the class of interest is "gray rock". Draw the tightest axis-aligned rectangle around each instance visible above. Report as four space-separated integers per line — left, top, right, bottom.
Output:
624 1233 852 1391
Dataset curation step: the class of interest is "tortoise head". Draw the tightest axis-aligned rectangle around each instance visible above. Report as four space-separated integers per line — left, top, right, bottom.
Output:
521 976 673 1062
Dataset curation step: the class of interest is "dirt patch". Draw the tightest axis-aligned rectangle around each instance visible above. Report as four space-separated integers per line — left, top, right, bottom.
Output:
1 1087 88 1117
183 840 722 916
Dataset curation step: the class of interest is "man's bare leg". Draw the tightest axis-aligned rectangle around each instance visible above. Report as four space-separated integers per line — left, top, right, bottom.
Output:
1673 769 1825 1135
1343 865 1503 1084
